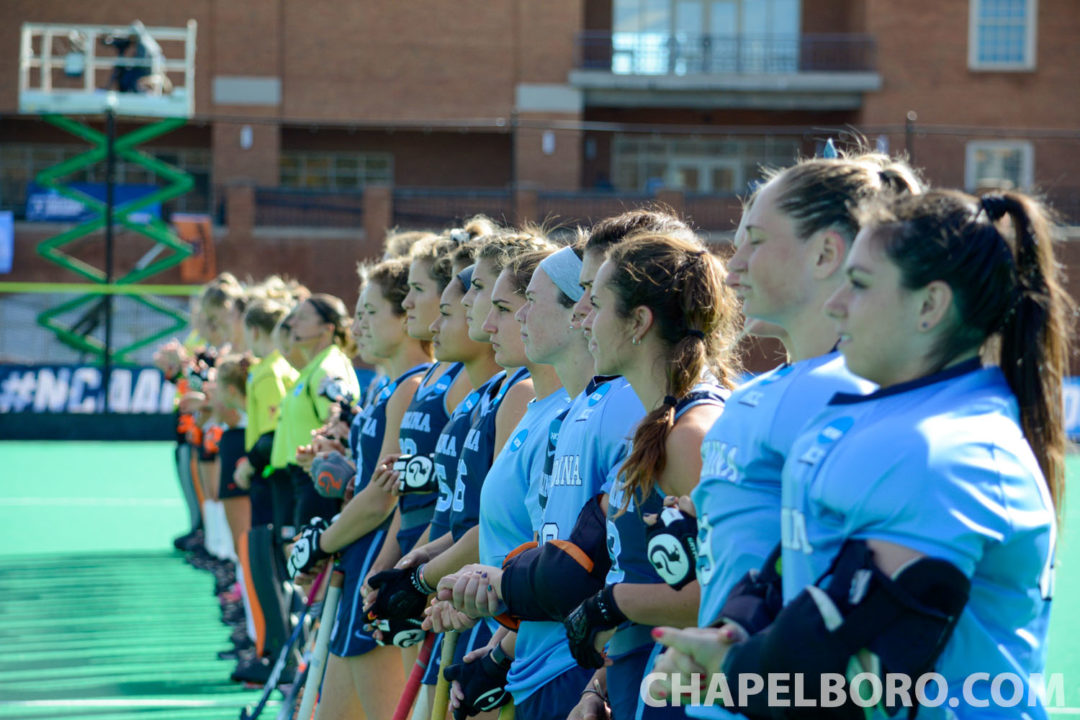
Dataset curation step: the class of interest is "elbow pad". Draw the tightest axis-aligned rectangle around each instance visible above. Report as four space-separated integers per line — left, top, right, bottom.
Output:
723 539 971 719
500 494 611 622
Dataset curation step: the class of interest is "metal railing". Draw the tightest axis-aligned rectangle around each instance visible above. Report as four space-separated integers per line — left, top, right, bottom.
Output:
254 187 364 228
535 191 653 229
392 188 513 230
577 31 876 75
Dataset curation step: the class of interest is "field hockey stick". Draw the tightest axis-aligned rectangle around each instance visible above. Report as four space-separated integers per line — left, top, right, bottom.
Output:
429 631 459 720
240 565 329 720
391 633 436 720
498 703 515 720
274 609 327 720
297 570 345 720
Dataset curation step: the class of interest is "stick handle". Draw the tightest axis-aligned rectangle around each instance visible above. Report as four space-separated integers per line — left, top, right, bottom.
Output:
429 631 459 720
391 633 436 720
498 703 515 720
299 570 345 720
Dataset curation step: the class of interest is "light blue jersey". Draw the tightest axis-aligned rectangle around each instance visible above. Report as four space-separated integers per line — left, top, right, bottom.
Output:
506 376 645 703
478 388 570 568
782 360 1055 719
692 353 874 627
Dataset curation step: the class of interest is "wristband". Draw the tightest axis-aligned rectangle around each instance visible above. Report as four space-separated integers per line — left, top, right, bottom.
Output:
414 564 436 595
490 643 512 670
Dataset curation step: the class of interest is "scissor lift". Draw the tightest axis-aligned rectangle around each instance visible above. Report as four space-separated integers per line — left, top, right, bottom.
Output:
17 20 198 409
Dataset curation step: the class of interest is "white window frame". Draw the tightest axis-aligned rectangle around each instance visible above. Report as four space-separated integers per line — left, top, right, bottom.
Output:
968 0 1037 71
964 140 1034 191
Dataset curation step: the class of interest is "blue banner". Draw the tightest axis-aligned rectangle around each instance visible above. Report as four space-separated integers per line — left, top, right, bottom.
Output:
0 211 11 273
0 365 176 414
25 183 162 223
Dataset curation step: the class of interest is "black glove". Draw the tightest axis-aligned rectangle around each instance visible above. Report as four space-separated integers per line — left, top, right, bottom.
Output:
366 565 432 621
563 585 627 669
443 645 512 720
286 517 331 579
645 506 699 590
717 542 783 635
372 617 427 647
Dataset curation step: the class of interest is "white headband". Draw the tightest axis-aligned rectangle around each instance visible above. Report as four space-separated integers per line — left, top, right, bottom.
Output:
538 246 584 302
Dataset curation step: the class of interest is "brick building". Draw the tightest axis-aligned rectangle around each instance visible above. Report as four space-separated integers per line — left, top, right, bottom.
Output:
2 0 1078 308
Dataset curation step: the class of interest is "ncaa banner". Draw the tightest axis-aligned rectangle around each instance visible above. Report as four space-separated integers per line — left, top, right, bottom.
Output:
0 364 176 414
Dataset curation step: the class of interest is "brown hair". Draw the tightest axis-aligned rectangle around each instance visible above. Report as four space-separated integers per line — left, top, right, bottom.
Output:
305 293 356 357
244 298 289 335
366 258 412 316
586 209 697 256
216 352 255 395
859 189 1073 516
410 235 459 291
384 230 438 259
199 272 244 312
767 152 925 243
606 233 742 514
505 249 555 296
476 228 554 275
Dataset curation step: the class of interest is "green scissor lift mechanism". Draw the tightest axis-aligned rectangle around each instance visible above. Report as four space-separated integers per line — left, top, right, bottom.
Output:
34 113 194 361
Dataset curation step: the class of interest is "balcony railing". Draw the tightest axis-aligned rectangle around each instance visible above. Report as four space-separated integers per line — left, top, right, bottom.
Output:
577 32 876 75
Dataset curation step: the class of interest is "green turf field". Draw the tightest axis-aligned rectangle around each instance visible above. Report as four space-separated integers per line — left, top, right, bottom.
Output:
0 442 276 719
0 441 1078 716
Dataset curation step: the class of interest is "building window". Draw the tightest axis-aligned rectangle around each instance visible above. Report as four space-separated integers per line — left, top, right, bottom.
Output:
612 0 801 75
612 135 799 193
0 144 211 218
279 152 393 191
964 140 1033 191
969 0 1037 70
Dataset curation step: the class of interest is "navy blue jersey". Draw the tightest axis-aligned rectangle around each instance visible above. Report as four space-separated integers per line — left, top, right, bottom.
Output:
396 362 465 553
428 383 486 542
606 384 728 587
332 362 430 659
450 367 530 541
782 360 1054 719
352 363 432 492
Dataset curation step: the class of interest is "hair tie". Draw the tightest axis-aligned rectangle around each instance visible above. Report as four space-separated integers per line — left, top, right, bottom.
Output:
663 395 679 408
449 228 470 246
686 329 705 340
980 194 1011 222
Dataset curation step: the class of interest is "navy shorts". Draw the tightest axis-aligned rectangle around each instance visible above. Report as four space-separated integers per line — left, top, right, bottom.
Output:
217 428 249 499
421 620 495 686
608 642 687 720
514 663 595 720
328 526 389 658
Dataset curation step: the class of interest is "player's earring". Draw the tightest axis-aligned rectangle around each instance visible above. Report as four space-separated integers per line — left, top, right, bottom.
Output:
631 336 639 345
920 321 929 330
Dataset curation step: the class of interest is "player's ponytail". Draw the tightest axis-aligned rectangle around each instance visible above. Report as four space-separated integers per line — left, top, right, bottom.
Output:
605 233 741 515
982 192 1072 512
